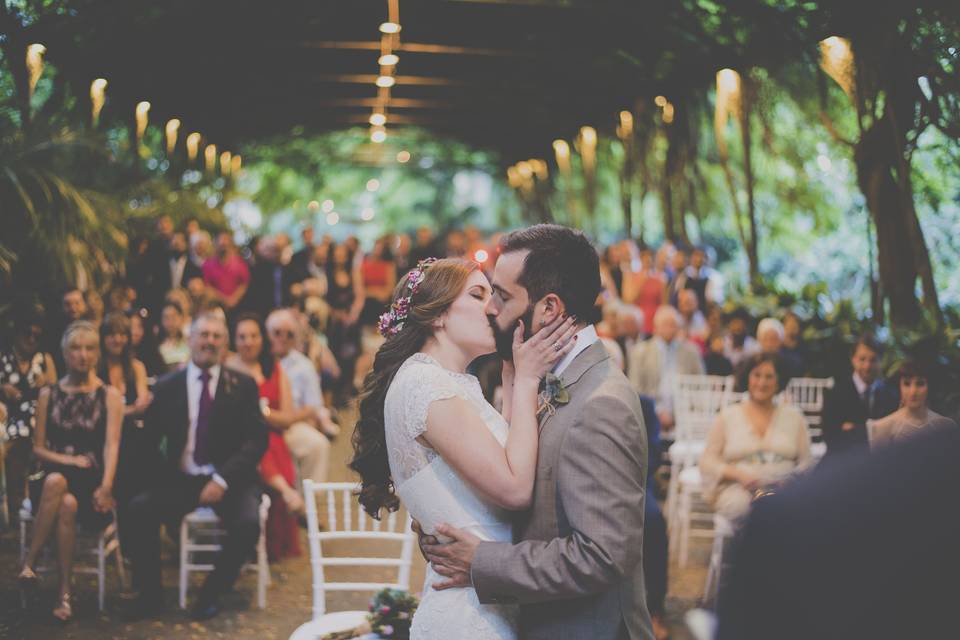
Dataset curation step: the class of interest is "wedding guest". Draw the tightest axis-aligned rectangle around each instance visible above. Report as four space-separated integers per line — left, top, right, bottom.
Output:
326 243 365 403
677 288 709 349
704 332 734 376
360 237 398 327
140 215 176 317
639 396 670 640
288 225 315 283
666 246 689 306
49 287 89 373
682 246 721 310
700 353 811 524
244 236 294 319
203 232 250 313
722 309 759 368
869 360 957 448
227 313 314 561
622 247 665 336
1 311 57 521
128 309 164 379
98 314 156 519
265 309 335 486
757 317 801 379
628 305 704 431
781 311 807 374
18 321 122 622
409 226 437 265
157 301 190 372
821 335 899 463
124 312 267 620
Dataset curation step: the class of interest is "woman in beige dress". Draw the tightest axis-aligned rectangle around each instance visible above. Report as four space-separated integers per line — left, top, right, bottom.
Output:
700 353 812 523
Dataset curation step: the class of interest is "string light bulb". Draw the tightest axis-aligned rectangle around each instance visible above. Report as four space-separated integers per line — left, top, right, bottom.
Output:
90 78 108 126
186 132 202 163
220 151 232 176
378 53 399 66
379 22 401 34
231 154 242 175
376 75 396 88
369 112 387 126
135 101 151 143
204 143 217 173
165 119 181 155
26 44 46 100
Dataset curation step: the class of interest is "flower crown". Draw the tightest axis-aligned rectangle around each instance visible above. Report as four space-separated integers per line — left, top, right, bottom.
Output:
378 258 438 338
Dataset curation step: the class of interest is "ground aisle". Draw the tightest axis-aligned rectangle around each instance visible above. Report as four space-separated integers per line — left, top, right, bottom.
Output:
0 407 706 639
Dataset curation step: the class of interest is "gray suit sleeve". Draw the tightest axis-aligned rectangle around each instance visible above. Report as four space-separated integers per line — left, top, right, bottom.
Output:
471 393 648 604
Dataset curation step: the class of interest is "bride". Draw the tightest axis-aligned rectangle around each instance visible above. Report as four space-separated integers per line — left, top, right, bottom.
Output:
350 257 577 639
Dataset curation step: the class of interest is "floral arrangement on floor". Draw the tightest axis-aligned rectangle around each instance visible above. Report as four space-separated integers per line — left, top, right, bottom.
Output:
368 588 418 639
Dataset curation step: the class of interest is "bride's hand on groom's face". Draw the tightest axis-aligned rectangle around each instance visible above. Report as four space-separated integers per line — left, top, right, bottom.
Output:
424 523 482 591
513 316 579 384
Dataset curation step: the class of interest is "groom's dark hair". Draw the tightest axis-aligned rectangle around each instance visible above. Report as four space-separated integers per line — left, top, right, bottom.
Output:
499 224 602 324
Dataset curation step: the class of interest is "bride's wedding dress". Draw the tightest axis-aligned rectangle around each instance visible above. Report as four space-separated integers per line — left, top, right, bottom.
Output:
385 353 517 640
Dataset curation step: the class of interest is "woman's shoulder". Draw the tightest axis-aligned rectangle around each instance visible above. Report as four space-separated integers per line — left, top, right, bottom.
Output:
778 402 807 422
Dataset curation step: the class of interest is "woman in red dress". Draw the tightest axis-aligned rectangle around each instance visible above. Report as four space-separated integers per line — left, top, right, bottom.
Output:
228 313 318 561
622 247 666 337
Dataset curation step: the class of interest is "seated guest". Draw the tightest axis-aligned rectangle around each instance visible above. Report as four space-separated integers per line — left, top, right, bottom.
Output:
781 311 807 373
203 232 251 314
722 309 759 368
704 332 734 376
18 321 123 622
125 312 267 620
869 360 957 448
1 310 57 522
639 395 670 640
621 246 665 337
157 301 190 371
628 305 704 431
265 309 335 485
756 317 802 379
821 334 899 463
98 313 157 528
677 288 709 349
48 287 90 374
227 313 315 561
359 236 398 327
128 308 165 378
700 353 811 524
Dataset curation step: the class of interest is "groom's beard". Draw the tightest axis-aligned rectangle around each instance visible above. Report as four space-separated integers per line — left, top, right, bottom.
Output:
489 305 535 361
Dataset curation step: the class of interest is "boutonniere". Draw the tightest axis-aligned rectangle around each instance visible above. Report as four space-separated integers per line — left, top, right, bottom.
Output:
222 369 235 395
537 373 570 419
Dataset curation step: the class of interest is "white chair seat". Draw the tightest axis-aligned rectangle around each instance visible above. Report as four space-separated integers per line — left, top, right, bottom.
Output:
810 441 827 460
678 465 702 487
667 439 706 465
289 610 371 640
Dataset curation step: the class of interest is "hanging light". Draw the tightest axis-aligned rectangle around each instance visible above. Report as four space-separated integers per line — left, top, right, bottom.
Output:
369 112 387 126
308 200 321 212
326 212 340 225
654 95 667 107
376 75 396 88
378 53 399 66
662 102 675 124
371 128 387 143
361 207 376 221
135 101 151 144
322 199 335 213
204 143 217 173
553 139 571 177
367 178 381 191
379 22 401 34
90 78 108 126
231 154 242 175
819 36 855 101
617 110 634 140
26 43 46 100
186 132 202 163
220 151 232 176
165 118 181 155
579 126 597 173
396 150 411 163
715 68 742 157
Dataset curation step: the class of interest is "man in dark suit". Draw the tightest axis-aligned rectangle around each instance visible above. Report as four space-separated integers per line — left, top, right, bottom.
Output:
821 335 899 463
716 424 960 640
124 311 268 620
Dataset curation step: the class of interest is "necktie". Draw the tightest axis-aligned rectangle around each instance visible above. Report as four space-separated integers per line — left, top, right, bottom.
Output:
194 369 213 466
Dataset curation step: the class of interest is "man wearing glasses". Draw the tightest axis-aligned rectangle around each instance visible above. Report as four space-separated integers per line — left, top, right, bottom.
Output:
265 309 336 486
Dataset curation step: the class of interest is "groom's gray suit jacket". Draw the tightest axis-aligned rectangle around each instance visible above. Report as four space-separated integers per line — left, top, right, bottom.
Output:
471 340 655 639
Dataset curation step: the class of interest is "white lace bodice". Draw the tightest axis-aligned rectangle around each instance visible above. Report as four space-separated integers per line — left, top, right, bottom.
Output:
384 352 517 640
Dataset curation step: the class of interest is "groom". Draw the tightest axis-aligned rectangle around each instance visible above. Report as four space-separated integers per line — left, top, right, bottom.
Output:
423 225 654 639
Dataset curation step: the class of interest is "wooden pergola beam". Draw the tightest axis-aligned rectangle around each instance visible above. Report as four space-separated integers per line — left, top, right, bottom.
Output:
299 40 549 59
313 74 466 86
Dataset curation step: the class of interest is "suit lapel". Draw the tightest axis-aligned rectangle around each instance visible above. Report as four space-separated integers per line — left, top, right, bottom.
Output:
538 341 609 433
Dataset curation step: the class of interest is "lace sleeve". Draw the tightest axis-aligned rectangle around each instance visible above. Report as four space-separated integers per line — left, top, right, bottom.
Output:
399 362 463 441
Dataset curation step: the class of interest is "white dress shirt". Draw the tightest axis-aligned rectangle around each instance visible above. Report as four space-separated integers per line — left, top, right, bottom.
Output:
554 325 600 378
280 349 323 409
169 255 188 290
183 361 228 488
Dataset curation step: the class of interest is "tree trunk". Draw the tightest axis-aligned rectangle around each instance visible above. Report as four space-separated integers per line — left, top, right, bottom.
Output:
739 79 760 287
854 120 923 326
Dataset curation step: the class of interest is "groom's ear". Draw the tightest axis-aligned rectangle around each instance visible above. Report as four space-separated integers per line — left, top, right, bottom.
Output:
540 293 566 324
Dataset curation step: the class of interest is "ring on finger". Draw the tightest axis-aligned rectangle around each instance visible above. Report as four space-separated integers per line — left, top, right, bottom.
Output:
553 341 563 351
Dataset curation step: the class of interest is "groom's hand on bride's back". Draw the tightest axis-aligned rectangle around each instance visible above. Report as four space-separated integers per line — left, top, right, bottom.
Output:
411 519 439 561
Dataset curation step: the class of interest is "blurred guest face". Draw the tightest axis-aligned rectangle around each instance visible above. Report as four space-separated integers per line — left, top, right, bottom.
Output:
759 329 782 354
900 375 929 411
161 306 183 337
728 317 747 339
748 361 779 404
783 315 800 339
189 317 227 368
671 251 687 271
185 219 200 236
15 324 42 355
416 227 433 246
691 250 706 269
187 277 206 299
332 244 349 266
63 291 87 321
678 290 698 316
654 312 679 343
157 216 173 237
302 227 314 246
104 330 128 358
64 330 99 374
709 334 725 354
852 344 879 384
313 243 329 266
268 317 298 358
130 315 144 346
487 250 535 361
640 250 654 271
438 271 496 360
235 319 264 363
216 232 233 257
170 232 187 255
